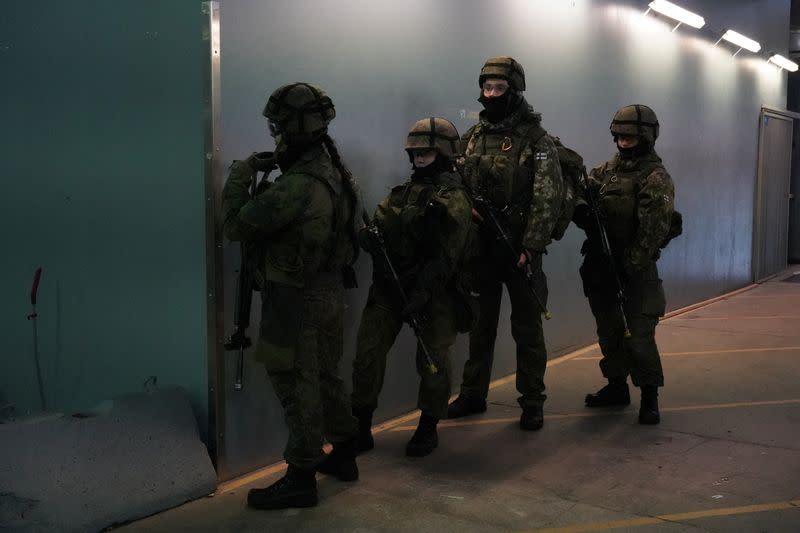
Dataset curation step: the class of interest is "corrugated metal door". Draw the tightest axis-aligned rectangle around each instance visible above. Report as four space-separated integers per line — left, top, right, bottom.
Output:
753 110 794 281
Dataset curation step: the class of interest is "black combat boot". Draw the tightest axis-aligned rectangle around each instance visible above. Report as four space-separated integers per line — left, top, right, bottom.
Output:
247 464 318 510
520 404 544 431
405 414 439 457
353 407 374 453
317 438 359 481
584 378 631 407
446 395 487 419
638 385 660 425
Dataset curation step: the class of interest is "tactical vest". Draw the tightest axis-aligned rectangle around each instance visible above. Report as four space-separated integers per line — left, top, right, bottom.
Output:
464 118 542 206
593 155 663 249
252 148 360 289
463 116 583 243
377 173 463 276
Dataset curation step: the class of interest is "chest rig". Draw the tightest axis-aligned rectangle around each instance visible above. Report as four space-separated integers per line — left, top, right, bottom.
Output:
378 178 444 272
465 120 545 213
593 156 662 246
463 118 545 234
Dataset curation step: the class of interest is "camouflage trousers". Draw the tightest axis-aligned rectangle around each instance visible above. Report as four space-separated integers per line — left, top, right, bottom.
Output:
261 282 358 469
351 280 458 420
459 252 549 409
580 257 666 387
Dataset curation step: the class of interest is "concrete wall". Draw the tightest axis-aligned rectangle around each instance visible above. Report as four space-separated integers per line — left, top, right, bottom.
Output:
0 1 211 436
216 0 790 478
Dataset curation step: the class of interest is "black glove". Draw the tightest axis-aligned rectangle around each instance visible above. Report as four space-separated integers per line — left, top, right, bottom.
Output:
358 225 382 255
246 151 277 173
572 204 591 230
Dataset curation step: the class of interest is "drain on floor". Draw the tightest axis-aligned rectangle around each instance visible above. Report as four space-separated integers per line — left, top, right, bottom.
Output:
781 273 800 283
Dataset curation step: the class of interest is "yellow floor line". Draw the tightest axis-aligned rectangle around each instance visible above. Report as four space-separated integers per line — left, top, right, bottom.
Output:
574 345 800 361
661 283 758 319
215 442 333 495
215 463 288 494
670 315 800 320
386 399 800 432
664 398 800 412
523 499 800 533
732 293 800 298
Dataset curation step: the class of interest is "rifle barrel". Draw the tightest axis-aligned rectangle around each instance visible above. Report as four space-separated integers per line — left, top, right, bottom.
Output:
371 226 439 374
474 196 551 319
586 182 632 338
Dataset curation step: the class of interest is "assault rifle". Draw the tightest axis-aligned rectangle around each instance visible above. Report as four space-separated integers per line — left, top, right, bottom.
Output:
583 171 631 338
224 152 275 391
471 195 551 320
367 224 438 374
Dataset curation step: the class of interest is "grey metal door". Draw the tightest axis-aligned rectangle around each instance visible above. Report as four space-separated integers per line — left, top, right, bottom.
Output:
789 119 800 264
753 110 794 281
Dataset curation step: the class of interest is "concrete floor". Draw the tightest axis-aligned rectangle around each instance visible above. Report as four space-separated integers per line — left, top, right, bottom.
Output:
120 273 800 532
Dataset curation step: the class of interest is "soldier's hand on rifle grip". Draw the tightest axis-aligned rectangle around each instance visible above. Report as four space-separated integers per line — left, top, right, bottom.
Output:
517 249 538 269
572 203 591 230
358 224 382 254
224 328 252 350
471 207 484 223
246 151 277 173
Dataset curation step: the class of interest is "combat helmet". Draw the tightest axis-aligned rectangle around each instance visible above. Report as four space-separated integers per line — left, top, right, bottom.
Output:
478 56 526 92
405 117 460 159
263 83 335 144
610 104 660 145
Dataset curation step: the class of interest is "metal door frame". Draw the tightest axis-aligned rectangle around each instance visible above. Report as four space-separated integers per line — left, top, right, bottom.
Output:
202 1 227 480
752 106 798 282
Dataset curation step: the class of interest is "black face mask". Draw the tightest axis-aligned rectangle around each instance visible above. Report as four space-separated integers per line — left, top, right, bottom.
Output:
615 137 651 159
411 154 451 179
478 91 518 123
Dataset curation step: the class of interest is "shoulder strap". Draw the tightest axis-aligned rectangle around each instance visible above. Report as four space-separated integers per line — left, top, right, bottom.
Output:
523 122 547 146
462 124 481 155
516 122 548 165
638 160 664 180
435 171 467 192
462 124 479 141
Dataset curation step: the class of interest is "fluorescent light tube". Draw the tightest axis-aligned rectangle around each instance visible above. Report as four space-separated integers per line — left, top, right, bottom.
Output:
648 0 705 29
721 30 761 53
768 54 799 72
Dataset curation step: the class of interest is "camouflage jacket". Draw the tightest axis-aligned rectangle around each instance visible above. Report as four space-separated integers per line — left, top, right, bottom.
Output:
369 170 472 293
222 142 358 288
458 98 564 253
581 151 675 271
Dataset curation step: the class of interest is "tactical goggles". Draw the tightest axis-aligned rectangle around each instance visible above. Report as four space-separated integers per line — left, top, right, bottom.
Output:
481 81 510 94
268 120 283 136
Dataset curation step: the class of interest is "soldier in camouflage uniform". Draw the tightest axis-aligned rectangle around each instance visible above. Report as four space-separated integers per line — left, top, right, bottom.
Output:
448 56 565 430
573 104 677 425
349 117 473 457
222 83 363 509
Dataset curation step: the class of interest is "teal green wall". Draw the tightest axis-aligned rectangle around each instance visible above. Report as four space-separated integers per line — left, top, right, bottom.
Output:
0 1 209 434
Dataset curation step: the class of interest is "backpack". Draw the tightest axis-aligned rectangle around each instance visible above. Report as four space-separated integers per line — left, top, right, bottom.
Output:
528 132 584 241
